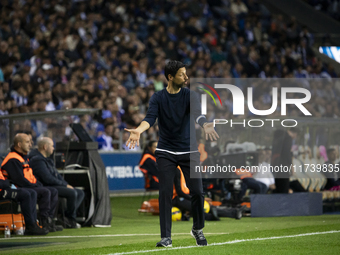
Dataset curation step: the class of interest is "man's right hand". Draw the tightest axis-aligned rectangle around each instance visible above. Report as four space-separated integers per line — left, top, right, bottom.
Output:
67 184 74 189
124 128 141 149
203 122 219 141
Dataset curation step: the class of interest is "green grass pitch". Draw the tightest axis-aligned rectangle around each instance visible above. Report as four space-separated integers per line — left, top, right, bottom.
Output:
0 196 339 255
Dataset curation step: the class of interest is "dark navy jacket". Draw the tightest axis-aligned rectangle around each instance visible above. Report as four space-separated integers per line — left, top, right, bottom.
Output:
28 149 68 187
1 148 42 188
143 88 206 152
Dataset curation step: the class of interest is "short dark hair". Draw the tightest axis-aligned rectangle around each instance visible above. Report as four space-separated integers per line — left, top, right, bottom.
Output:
142 140 157 156
104 122 114 129
164 60 185 81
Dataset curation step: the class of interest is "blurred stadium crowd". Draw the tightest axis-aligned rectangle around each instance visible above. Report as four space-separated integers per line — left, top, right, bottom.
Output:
0 0 339 151
304 0 340 22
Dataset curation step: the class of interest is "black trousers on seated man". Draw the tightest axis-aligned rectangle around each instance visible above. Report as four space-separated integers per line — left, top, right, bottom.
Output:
274 178 290 193
54 186 85 221
239 177 268 199
0 188 37 228
28 186 58 222
156 151 204 238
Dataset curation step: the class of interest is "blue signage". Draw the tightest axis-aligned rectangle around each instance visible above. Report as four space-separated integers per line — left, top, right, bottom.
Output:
100 152 144 191
319 46 340 63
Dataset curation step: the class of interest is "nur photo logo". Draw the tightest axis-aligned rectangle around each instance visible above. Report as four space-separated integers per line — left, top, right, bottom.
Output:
197 80 312 128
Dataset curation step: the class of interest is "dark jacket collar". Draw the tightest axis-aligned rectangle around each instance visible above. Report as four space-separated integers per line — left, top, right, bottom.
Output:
28 148 45 160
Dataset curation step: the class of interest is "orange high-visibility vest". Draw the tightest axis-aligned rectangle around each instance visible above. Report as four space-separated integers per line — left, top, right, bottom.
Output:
173 167 190 199
235 168 253 179
1 152 37 184
0 171 5 181
0 170 6 192
139 153 159 189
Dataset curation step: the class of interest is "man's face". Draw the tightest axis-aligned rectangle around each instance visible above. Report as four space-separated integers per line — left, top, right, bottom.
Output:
46 139 55 157
20 135 31 155
105 125 114 136
172 67 188 88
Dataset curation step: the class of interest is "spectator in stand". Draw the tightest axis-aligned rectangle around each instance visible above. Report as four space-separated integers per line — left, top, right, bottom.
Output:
96 122 114 151
245 51 261 77
29 137 84 228
231 0 249 16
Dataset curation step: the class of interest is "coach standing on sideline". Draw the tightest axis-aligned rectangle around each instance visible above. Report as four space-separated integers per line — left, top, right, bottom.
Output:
125 60 219 247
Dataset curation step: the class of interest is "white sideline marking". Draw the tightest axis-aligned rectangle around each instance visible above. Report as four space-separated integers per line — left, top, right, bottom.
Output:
0 232 229 240
108 230 340 255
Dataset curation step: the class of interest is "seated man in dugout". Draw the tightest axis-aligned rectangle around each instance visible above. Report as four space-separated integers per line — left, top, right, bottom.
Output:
1 133 62 232
29 137 85 228
0 170 48 235
139 140 159 190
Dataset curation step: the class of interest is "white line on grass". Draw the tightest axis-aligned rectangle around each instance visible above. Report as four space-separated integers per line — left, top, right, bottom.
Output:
0 232 229 240
108 230 340 255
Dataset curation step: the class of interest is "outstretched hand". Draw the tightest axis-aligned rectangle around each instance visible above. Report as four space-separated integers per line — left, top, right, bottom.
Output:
203 122 219 141
124 128 141 149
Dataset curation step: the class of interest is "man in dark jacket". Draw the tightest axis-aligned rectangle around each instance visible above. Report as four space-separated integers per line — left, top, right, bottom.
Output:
29 137 84 228
1 133 61 232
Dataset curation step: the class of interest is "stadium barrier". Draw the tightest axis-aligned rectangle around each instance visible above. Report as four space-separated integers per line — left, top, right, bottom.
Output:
250 193 323 217
101 152 144 192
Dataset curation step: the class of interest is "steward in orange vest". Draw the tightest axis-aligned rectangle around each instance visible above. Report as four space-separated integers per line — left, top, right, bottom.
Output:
1 150 42 188
139 141 159 190
0 170 10 193
0 155 48 235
